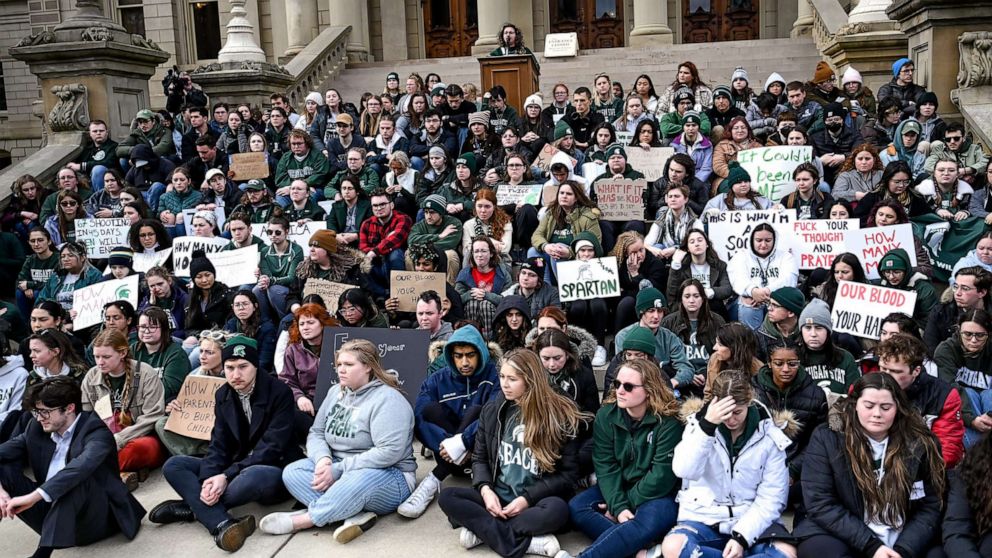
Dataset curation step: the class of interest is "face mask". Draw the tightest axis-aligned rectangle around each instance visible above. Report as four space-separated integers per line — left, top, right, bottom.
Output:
826 122 843 133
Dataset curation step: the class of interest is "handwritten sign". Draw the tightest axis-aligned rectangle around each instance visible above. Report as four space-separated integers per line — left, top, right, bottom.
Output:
207 244 259 288
614 131 633 145
594 179 646 221
229 152 270 180
625 147 674 182
737 146 813 202
75 218 130 259
533 143 578 173
132 248 172 272
302 278 351 314
846 224 917 280
71 275 139 329
315 327 430 409
705 210 795 262
496 184 542 206
390 271 446 312
252 220 326 256
181 207 226 231
164 375 226 440
544 32 579 57
831 281 917 339
172 236 228 277
557 256 620 302
793 219 860 270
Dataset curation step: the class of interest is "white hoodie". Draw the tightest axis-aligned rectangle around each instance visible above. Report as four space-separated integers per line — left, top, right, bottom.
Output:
0 355 28 423
728 246 799 301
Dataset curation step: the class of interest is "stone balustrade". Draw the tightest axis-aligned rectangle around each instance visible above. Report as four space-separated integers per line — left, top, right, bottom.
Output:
282 25 352 107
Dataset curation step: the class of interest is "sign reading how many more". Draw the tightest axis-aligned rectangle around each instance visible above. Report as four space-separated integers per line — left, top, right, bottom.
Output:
846 224 917 280
206 244 259 288
172 236 228 277
831 281 917 339
390 271 446 312
594 179 647 221
737 146 813 202
72 275 139 329
164 375 226 441
625 147 674 182
556 256 620 302
75 218 130 259
792 219 860 270
705 210 795 262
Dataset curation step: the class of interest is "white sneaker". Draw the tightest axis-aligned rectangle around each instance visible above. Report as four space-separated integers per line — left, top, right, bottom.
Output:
644 543 663 558
554 552 574 558
460 527 483 549
397 472 441 518
527 534 561 556
332 511 376 543
258 511 303 535
592 345 608 367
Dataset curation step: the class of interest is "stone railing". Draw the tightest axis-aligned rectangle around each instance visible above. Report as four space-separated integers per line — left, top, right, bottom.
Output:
282 25 352 107
809 0 850 55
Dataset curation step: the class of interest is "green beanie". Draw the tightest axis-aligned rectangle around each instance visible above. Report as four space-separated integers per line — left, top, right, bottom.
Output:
635 287 666 314
879 248 911 273
456 152 478 174
605 143 627 160
222 335 259 367
623 327 656 355
554 120 573 142
722 161 752 190
770 287 805 315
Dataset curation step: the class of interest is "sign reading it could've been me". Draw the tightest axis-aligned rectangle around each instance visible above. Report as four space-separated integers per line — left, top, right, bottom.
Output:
594 179 646 221
737 146 813 202
164 375 226 440
556 256 620 302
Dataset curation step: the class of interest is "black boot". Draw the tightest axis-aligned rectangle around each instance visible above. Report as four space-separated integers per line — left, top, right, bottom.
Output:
148 499 195 524
213 515 257 552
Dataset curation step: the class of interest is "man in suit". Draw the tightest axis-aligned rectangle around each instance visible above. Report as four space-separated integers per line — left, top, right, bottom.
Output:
149 335 301 552
0 377 145 558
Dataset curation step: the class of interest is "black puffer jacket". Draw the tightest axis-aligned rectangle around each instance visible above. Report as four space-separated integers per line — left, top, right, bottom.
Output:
794 422 942 558
471 395 581 505
618 250 667 298
184 282 232 337
753 367 828 478
942 470 990 556
665 253 734 304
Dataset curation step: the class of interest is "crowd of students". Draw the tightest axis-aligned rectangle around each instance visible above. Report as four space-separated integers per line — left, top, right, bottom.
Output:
0 27 991 558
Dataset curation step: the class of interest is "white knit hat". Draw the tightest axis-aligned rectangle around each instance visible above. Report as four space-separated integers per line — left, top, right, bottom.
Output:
841 67 863 86
731 67 749 84
305 91 324 106
524 93 543 109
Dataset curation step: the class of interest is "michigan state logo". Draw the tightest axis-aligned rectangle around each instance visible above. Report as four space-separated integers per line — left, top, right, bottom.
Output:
233 345 246 358
114 285 131 299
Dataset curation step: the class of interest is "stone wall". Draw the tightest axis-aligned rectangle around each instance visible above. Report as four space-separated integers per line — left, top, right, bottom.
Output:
0 1 43 165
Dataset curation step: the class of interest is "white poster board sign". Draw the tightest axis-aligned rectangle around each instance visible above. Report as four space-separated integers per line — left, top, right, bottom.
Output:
705 210 795 262
556 256 621 302
181 207 226 231
737 146 813 202
132 248 173 273
831 281 917 339
172 236 228 278
846 224 917 280
75 218 130 259
207 244 259 288
793 219 860 270
71 275 139 329
625 147 674 182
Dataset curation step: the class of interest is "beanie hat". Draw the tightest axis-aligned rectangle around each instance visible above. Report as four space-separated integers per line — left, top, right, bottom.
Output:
731 67 749 84
336 113 354 126
189 249 216 279
554 120 573 141
798 298 832 333
823 102 846 120
455 152 477 174
572 239 594 253
421 194 447 213
192 209 217 228
570 231 603 258
713 85 733 100
841 66 863 86
605 143 627 160
901 119 922 135
222 335 259 367
918 91 938 108
136 109 155 121
386 72 399 81
892 57 913 77
518 259 542 279
771 287 805 315
431 85 446 97
309 229 338 254
305 91 324 106
635 288 666 314
674 87 695 105
428 146 447 160
813 61 834 84
879 248 911 273
524 93 543 109
682 111 701 125
622 327 657 355
469 111 489 127
108 247 134 268
724 161 752 187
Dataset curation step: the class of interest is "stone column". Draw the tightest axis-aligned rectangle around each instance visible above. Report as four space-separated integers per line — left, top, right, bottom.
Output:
629 0 674 46
472 0 510 55
218 0 266 62
848 0 894 24
329 0 370 61
285 0 318 56
792 0 814 38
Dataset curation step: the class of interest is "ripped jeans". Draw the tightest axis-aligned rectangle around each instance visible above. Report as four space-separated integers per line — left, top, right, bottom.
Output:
665 521 792 558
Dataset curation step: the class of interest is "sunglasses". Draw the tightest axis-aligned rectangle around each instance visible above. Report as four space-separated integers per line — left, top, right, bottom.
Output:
611 379 643 393
60 201 78 207
265 229 284 235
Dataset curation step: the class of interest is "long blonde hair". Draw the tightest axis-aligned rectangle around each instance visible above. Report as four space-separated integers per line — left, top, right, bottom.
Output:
336 339 402 391
603 359 680 417
502 348 589 473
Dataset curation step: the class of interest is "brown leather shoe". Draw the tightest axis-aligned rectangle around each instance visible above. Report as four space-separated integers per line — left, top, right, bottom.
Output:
120 472 139 492
213 515 257 552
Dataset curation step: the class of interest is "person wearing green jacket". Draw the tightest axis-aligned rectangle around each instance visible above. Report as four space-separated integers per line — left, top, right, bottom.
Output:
16 227 58 317
877 247 939 334
658 88 712 140
39 167 93 222
408 194 464 284
565 358 683 558
796 299 860 398
157 167 203 236
254 216 304 321
132 307 191 403
115 109 175 160
323 147 380 199
325 177 371 249
36 242 105 313
529 179 602 282
274 129 330 190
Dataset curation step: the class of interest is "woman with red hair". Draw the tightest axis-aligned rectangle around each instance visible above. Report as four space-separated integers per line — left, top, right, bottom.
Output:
280 303 339 442
712 116 762 191
462 188 513 267
657 61 714 115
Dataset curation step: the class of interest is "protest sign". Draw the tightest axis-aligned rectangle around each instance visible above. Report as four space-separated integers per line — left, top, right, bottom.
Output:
614 131 633 145
390 271 446 312
705 210 795 262
737 146 813 202
317 200 335 215
496 184 542 206
172 236 228 277
207 244 259 287
253 220 327 256
72 275 139 329
532 143 577 173
181 207 226 232
164 376 226 440
556 256 620 302
582 162 607 183
75 218 130 259
302 279 351 314
831 281 917 339
846 224 917 280
593 179 647 221
132 248 173 273
315 327 431 409
229 152 270 180
625 147 674 182
793 219 860 270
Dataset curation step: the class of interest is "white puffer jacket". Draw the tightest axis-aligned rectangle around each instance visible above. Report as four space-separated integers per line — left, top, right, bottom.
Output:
672 400 792 546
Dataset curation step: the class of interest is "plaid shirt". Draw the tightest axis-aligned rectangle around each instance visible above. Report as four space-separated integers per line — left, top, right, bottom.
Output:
359 211 412 256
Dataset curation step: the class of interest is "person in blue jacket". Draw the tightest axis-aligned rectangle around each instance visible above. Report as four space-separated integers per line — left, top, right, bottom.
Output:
397 324 500 519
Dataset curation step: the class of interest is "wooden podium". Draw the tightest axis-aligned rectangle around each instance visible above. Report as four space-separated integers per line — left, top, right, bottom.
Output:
478 54 540 113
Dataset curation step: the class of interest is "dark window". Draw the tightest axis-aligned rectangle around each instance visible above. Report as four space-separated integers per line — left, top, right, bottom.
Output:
119 0 145 36
429 0 450 28
0 63 7 111
192 1 222 60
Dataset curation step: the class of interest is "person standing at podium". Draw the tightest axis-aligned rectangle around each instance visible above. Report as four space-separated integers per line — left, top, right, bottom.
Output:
490 23 534 57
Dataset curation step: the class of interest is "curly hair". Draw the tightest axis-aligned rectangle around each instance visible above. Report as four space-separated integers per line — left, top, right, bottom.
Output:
840 143 883 173
288 303 338 345
611 231 644 265
961 423 992 536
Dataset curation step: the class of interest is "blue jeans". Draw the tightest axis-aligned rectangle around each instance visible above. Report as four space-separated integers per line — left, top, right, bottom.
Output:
15 289 34 325
963 386 992 448
282 458 411 526
144 182 167 213
527 247 561 285
733 299 766 331
410 157 426 172
90 165 109 192
162 455 289 531
569 486 678 558
254 284 290 323
369 248 405 299
666 521 790 558
165 223 187 239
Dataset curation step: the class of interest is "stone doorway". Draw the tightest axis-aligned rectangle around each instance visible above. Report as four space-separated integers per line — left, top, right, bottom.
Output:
549 0 625 49
682 0 760 42
423 0 479 58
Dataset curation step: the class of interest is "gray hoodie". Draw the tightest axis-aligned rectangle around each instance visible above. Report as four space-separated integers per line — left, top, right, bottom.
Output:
308 378 417 485
0 355 29 423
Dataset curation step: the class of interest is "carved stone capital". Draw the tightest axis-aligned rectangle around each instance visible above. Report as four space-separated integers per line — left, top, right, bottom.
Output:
80 26 113 42
957 31 992 88
48 83 90 133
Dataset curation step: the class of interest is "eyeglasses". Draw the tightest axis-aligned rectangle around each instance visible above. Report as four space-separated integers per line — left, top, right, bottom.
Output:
961 331 989 341
31 406 65 419
506 163 525 168
371 202 390 208
340 305 360 314
612 379 643 392
771 360 801 368
137 324 160 331
953 284 976 293
265 229 284 235
890 179 912 186
233 302 252 309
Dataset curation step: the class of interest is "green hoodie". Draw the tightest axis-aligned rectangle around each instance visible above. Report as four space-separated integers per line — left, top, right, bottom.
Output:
17 251 59 290
131 341 191 403
259 242 304 287
877 247 938 332
275 148 330 189
593 402 684 515
324 165 380 200
409 213 463 252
